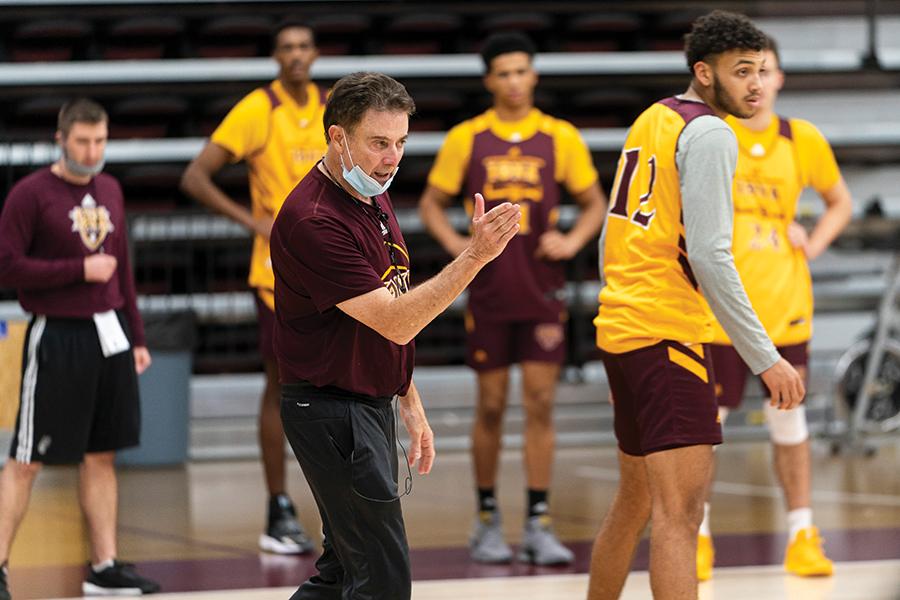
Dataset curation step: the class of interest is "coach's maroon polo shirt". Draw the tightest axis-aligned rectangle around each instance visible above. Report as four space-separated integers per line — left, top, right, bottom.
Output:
271 164 414 398
0 167 145 345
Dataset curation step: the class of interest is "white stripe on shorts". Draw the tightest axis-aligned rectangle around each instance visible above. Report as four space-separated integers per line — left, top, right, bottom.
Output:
16 316 46 464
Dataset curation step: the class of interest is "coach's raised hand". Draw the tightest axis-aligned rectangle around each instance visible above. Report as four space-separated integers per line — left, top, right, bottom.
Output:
466 193 520 264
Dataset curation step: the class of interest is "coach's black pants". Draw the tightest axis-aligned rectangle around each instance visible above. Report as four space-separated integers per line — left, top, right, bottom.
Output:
281 382 410 600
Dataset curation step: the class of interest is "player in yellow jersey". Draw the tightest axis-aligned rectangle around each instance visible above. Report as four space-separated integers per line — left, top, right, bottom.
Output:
588 12 805 599
696 37 853 581
419 32 607 565
180 18 327 555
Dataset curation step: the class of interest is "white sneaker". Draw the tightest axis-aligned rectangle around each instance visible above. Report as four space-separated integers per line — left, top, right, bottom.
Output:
470 511 513 563
518 515 574 565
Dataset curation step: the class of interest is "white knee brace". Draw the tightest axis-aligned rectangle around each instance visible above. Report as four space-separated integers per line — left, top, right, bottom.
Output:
763 403 809 445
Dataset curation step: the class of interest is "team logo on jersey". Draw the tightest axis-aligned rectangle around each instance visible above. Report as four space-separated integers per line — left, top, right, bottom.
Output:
534 323 564 352
383 267 410 298
69 193 114 251
381 242 411 298
482 146 545 203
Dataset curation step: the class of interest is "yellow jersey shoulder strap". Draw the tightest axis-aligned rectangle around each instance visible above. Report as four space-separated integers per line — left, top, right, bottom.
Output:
656 96 717 124
246 84 280 160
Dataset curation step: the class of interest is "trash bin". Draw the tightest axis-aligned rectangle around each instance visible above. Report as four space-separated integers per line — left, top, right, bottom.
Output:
117 310 196 467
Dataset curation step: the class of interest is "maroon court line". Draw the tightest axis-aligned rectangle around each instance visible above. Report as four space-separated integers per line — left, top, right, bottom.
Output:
8 527 900 598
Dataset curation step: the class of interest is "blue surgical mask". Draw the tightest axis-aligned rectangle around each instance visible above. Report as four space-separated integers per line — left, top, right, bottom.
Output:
339 134 397 197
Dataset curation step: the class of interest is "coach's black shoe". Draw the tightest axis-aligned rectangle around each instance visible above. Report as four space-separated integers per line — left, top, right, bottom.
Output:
259 493 315 555
0 563 11 600
82 560 160 596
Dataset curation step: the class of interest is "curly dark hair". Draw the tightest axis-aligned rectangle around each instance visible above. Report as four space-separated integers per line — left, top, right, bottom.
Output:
684 10 767 73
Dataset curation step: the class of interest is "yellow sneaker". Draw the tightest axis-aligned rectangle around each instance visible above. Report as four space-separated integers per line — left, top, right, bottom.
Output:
697 534 714 581
784 527 834 577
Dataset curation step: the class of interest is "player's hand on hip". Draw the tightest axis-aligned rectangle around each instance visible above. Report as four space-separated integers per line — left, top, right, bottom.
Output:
133 346 152 375
787 221 810 256
760 357 805 410
84 254 118 282
467 193 520 264
253 215 275 240
535 230 578 261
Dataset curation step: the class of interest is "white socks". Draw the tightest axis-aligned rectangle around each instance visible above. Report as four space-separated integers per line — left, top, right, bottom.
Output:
699 502 711 537
92 558 115 572
701 505 813 539
787 508 813 539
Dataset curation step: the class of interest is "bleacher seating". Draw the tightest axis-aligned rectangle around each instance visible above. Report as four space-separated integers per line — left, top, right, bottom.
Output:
561 12 643 52
196 15 273 59
102 16 185 60
382 13 464 56
10 18 92 62
308 13 372 56
1 0 898 374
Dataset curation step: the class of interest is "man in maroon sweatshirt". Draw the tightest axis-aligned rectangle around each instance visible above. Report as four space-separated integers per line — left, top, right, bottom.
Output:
0 98 159 597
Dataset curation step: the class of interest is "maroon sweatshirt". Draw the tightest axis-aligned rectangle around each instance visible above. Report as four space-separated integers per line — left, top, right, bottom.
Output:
0 167 145 346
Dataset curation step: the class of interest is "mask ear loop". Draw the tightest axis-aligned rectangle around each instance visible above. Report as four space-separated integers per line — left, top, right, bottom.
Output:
339 127 356 172
350 397 414 503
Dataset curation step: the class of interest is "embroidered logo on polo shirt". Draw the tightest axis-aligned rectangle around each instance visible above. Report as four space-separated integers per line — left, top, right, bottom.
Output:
69 194 114 251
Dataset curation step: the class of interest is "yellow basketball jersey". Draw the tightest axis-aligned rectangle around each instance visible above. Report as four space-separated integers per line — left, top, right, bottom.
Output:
595 98 719 353
709 115 841 346
211 80 327 308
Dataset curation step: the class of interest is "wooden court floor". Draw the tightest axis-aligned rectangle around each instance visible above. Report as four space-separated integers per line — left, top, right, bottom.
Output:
43 562 900 600
5 440 900 599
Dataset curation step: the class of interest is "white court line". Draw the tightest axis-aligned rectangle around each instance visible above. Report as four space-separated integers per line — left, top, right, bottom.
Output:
575 465 900 507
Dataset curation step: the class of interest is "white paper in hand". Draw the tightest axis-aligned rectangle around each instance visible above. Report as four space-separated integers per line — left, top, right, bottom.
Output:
92 310 131 357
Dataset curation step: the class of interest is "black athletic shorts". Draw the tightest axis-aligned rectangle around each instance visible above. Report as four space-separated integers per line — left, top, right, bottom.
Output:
10 313 141 464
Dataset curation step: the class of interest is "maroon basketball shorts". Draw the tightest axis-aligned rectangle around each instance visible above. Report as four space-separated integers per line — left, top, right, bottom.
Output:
710 342 809 409
255 292 276 362
465 313 566 371
600 341 722 457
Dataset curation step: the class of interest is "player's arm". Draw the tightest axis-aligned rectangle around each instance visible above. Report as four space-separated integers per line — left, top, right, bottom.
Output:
418 184 470 258
339 194 519 345
0 187 86 289
679 118 804 408
111 199 151 374
801 177 853 260
536 182 607 261
398 380 435 475
180 143 271 239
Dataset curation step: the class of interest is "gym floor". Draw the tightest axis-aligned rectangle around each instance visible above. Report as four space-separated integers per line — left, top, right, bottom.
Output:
4 439 899 599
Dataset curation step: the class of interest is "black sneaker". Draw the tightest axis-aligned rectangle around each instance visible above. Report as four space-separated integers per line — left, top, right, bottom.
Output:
258 493 315 555
82 560 160 596
0 563 10 600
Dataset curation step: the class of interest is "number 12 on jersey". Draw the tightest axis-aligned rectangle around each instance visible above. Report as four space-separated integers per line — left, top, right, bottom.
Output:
608 147 657 229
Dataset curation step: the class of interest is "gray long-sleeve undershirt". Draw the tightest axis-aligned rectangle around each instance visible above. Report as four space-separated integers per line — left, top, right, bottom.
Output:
678 115 780 374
